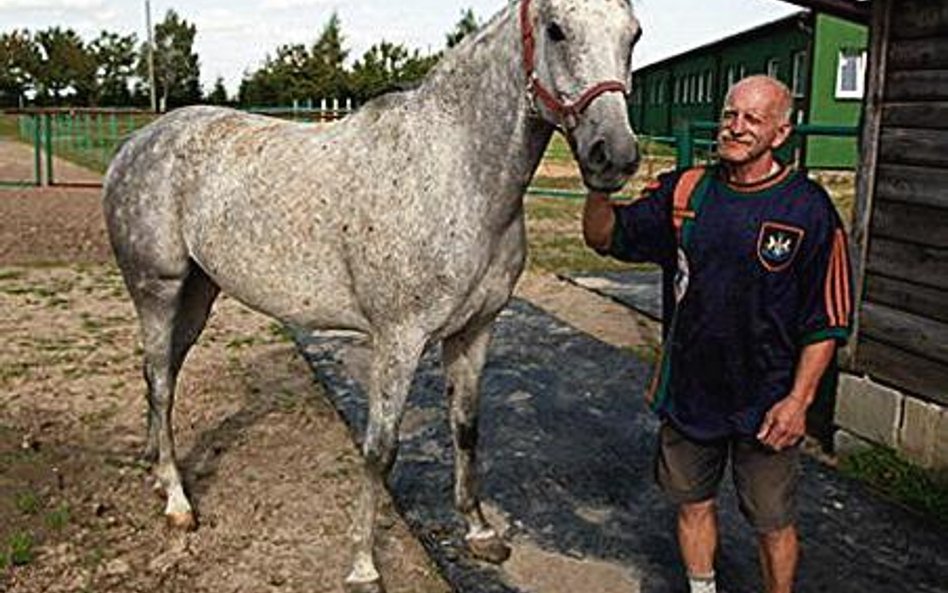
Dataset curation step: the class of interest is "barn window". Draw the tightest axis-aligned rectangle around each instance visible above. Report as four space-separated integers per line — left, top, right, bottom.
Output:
767 58 780 78
791 50 807 97
836 49 866 99
706 71 714 102
726 65 737 90
697 74 704 104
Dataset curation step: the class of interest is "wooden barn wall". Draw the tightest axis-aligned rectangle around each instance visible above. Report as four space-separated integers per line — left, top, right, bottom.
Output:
857 0 948 406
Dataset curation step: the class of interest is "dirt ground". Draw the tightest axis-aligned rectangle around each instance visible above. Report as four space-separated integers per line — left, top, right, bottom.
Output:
0 139 653 593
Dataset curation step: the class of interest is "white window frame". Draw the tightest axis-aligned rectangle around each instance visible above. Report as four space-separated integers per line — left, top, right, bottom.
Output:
767 58 780 78
791 50 807 98
706 71 713 103
697 74 704 104
726 65 737 90
835 49 867 99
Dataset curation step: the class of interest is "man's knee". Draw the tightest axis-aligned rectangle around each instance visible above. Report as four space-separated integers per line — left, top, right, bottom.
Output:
679 499 716 521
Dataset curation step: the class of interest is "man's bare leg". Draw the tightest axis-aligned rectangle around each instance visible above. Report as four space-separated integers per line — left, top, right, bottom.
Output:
758 524 799 593
679 499 718 593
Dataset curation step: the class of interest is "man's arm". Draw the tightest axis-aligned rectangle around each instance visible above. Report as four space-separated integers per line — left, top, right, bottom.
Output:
583 191 616 252
757 339 836 451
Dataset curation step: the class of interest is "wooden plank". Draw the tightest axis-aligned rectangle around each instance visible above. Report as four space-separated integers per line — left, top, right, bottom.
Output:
890 0 948 40
865 274 948 323
882 102 948 130
885 70 948 101
870 199 948 248
860 301 948 365
875 163 948 209
888 37 948 70
845 0 891 370
856 338 948 407
879 127 948 168
866 237 948 290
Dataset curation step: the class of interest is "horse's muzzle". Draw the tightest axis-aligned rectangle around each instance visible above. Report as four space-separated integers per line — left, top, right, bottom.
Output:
580 130 640 192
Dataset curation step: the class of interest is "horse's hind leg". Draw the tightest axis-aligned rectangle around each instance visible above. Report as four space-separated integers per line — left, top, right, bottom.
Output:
133 263 219 530
443 322 511 563
345 329 427 593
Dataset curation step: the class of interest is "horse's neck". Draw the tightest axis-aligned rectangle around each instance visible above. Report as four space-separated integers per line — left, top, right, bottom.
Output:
421 5 554 205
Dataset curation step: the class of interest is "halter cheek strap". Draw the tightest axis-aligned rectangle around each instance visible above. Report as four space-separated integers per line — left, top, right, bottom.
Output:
520 0 628 129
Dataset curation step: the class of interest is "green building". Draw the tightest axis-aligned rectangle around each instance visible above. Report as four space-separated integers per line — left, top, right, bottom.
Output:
629 11 868 169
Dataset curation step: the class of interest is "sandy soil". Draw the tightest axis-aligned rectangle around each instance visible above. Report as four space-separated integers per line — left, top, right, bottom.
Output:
0 137 655 593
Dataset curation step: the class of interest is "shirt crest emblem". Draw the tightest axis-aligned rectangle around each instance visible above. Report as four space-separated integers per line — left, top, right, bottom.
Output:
757 222 804 271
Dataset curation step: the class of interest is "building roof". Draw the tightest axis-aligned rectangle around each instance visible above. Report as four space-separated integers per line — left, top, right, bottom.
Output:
780 0 870 23
634 11 811 76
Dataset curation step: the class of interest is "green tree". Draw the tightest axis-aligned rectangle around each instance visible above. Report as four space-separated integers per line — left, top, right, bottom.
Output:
138 9 201 110
239 13 351 106
0 30 39 108
306 13 349 99
445 8 479 48
34 27 96 105
349 41 438 103
90 30 137 106
206 76 229 105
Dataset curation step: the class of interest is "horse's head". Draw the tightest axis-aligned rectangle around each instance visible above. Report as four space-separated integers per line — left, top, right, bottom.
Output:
522 0 642 192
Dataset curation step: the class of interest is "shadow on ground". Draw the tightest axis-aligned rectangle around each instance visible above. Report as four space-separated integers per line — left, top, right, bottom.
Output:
297 299 948 593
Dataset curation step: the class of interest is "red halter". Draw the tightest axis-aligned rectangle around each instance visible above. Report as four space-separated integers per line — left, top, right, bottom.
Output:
519 0 628 130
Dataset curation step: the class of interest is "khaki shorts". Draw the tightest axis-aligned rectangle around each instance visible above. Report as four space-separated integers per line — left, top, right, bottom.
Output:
655 422 799 533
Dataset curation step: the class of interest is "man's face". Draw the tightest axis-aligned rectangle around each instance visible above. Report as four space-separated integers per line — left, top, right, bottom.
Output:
717 83 790 165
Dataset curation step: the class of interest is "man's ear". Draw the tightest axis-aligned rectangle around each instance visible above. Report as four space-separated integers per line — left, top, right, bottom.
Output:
772 121 793 149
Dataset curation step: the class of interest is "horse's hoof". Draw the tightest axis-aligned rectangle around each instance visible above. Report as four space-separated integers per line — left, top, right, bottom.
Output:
166 511 198 531
344 578 385 593
467 534 511 564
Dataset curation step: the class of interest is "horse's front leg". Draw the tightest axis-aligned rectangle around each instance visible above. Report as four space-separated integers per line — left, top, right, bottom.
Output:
443 321 511 564
345 328 427 593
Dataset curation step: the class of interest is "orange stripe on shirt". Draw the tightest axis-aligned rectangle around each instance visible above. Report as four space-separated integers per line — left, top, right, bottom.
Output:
833 236 846 326
837 230 852 322
825 239 839 327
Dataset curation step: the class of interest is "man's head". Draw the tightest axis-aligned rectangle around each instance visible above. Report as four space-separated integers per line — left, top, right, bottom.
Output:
717 75 793 166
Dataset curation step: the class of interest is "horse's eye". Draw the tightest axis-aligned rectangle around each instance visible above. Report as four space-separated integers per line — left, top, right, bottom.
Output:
546 22 566 42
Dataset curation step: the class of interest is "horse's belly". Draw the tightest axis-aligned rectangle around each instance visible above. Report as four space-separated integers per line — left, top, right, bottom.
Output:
187 226 369 332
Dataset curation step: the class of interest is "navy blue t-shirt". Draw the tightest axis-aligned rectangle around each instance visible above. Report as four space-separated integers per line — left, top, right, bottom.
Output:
609 166 853 441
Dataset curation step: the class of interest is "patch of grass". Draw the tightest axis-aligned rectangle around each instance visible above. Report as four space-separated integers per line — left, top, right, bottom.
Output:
0 114 20 139
526 196 582 223
527 233 631 275
268 322 294 343
840 446 948 525
14 490 41 515
0 361 31 385
45 503 71 530
7 532 34 566
543 134 574 163
530 175 584 191
226 335 257 349
0 269 25 281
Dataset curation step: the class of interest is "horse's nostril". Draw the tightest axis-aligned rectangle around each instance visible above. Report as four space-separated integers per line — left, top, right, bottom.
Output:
588 139 610 172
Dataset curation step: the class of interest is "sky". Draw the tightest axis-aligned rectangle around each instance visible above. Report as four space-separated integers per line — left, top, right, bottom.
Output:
0 0 802 96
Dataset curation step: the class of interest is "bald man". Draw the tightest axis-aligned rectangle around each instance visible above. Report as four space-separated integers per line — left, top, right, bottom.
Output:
584 75 853 593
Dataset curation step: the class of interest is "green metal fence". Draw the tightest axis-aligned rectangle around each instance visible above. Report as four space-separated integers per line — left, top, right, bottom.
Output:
1 107 352 188
526 123 858 200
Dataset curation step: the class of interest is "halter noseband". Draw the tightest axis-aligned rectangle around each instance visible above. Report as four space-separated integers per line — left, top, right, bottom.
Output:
520 0 628 130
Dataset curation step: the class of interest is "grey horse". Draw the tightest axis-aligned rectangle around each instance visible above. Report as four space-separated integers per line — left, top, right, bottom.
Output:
103 0 641 590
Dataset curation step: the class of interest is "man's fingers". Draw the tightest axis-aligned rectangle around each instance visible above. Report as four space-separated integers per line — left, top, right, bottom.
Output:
757 411 776 441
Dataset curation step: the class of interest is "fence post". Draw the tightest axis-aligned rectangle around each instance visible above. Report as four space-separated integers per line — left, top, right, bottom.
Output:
676 124 694 169
32 115 42 186
43 113 54 186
